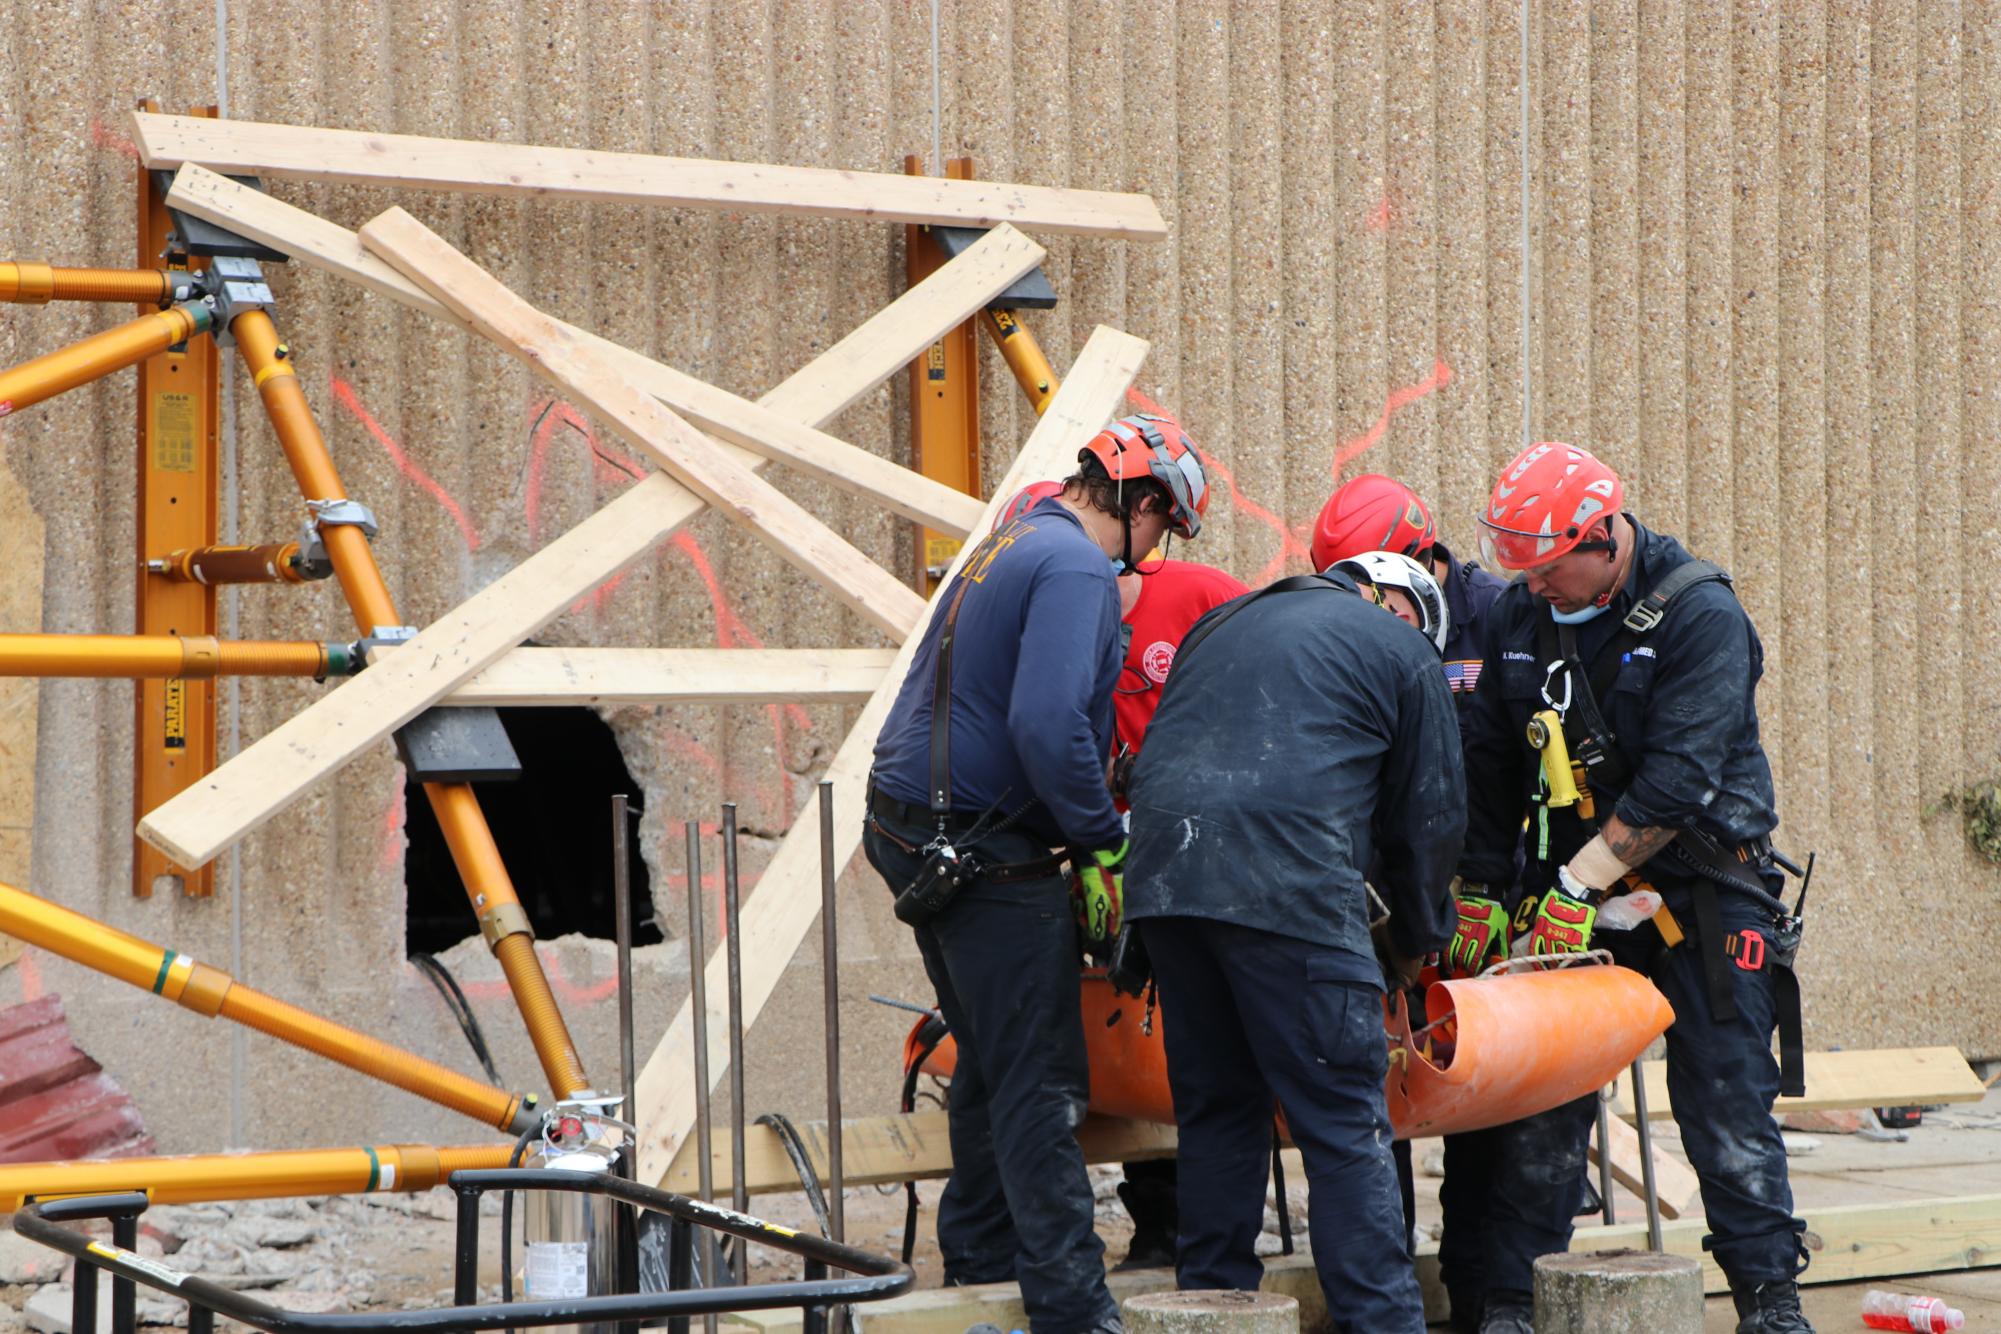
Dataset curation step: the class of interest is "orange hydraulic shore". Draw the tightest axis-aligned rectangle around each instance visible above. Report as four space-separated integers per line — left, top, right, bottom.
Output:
0 1144 515 1212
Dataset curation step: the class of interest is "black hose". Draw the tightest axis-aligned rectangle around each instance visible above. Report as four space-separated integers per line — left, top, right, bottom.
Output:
754 1113 833 1238
411 952 505 1087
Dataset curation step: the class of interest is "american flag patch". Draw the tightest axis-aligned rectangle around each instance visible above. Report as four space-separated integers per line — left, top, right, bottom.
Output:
1444 659 1482 693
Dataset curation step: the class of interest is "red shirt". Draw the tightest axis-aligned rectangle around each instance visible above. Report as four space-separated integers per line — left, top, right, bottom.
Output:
1116 559 1250 753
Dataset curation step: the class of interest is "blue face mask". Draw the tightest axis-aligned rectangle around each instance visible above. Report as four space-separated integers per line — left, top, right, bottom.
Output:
1549 601 1610 625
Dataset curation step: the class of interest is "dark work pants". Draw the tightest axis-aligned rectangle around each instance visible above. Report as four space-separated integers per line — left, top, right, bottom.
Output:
863 810 1116 1334
1448 892 1806 1299
1143 917 1424 1334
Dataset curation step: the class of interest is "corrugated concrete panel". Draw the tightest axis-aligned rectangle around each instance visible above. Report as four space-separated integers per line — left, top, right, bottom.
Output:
0 4 1998 1153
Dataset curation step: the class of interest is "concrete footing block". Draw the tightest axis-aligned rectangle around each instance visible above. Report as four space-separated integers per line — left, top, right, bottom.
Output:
1532 1248 1702 1333
1122 1289 1299 1334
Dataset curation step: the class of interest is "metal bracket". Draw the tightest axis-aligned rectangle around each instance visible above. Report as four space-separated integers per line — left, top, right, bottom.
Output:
297 498 381 579
356 624 417 660
202 255 275 341
479 901 534 949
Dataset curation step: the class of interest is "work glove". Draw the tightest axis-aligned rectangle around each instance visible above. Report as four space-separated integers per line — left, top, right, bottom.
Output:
1445 891 1510 977
1511 866 1600 962
1075 840 1127 946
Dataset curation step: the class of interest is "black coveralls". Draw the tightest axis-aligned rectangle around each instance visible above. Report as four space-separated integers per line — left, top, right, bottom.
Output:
1124 573 1465 1334
1452 518 1806 1300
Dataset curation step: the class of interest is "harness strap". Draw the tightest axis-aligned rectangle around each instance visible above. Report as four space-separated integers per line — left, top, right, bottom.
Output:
928 576 976 818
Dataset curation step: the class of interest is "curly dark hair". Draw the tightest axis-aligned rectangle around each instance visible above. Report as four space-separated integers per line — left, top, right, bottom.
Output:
1061 455 1173 524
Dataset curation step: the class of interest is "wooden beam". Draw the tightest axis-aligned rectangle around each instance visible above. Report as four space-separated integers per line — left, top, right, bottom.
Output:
661 1110 1178 1197
134 113 1168 239
635 326 1152 1184
731 1196 2001 1332
165 165 1001 539
357 207 926 641
1587 1105 1702 1220
1611 1046 1984 1121
442 647 891 707
135 211 1027 871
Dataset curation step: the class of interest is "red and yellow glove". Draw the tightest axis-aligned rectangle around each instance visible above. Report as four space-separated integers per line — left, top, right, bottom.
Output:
1445 892 1510 976
1075 840 1127 946
1512 866 1600 962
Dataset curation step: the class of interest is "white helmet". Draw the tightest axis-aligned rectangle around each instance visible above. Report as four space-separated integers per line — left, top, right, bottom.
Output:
1331 550 1450 655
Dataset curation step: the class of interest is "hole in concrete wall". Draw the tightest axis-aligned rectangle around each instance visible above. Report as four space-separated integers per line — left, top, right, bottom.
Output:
403 707 663 955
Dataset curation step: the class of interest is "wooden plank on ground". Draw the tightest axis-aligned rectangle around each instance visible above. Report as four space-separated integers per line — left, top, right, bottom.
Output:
165 164 1010 538
735 1196 2001 1332
634 325 1152 1185
136 216 1027 871
1611 1046 1984 1121
357 207 926 641
1587 1103 1702 1219
135 113 1168 239
443 648 892 707
661 1110 1178 1197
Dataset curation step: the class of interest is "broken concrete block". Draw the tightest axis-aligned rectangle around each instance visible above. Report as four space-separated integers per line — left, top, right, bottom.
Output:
1778 1107 1868 1134
0 1227 65 1285
23 1275 182 1334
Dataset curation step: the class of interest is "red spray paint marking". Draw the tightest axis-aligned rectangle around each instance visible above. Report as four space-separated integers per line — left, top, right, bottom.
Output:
524 397 651 614
17 950 41 1001
377 784 407 873
1194 447 1317 585
330 377 482 551
89 118 140 162
1331 359 1455 474
1364 191 1400 233
454 943 624 1006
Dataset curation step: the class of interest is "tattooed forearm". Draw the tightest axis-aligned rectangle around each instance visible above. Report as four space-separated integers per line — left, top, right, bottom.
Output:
1601 815 1677 868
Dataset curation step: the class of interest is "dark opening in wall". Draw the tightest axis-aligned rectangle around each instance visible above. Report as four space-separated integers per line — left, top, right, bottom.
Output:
404 707 662 956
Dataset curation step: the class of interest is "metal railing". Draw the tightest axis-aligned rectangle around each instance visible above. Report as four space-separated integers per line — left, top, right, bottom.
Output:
15 1168 911 1334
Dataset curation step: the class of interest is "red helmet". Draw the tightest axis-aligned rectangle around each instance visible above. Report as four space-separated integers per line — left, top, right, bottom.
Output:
996 479 1064 529
1477 442 1623 570
1078 412 1210 539
1309 474 1436 571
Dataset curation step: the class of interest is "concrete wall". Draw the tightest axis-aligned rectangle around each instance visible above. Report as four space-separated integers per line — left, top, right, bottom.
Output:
0 2 1996 1154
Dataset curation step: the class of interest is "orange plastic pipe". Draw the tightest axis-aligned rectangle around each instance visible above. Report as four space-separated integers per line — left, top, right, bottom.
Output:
0 304 208 419
232 312 590 1099
0 633 329 679
0 880 536 1134
914 964 1675 1141
0 262 173 305
0 1143 513 1211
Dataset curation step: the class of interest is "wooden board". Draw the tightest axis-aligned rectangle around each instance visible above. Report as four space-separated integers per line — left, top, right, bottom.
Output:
1587 1102 1702 1220
136 211 1029 871
729 1196 2001 1332
134 113 1168 239
442 648 892 707
661 1110 1178 1197
1611 1046 1984 1121
357 207 926 641
164 166 1002 539
634 325 1152 1185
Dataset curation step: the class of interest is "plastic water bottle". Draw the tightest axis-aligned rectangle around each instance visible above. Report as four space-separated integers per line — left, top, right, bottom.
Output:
1861 1290 1966 1332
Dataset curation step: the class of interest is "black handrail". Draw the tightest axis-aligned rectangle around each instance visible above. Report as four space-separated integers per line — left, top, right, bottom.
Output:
16 1169 911 1334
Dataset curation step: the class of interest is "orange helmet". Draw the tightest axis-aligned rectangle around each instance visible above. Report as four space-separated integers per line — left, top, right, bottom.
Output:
1309 474 1436 571
996 479 1064 529
1077 412 1210 539
1477 442 1623 570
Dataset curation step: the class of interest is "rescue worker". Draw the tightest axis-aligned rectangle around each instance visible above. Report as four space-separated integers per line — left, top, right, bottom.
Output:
865 413 1209 1334
1310 474 1510 1329
1109 546 1249 1269
1452 442 1810 1334
1122 557 1465 1334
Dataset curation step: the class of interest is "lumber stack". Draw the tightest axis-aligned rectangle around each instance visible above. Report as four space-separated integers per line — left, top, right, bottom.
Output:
120 110 1166 1188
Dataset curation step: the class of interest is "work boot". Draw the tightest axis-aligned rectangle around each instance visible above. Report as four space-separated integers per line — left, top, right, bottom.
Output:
1733 1280 1815 1333
1476 1291 1533 1334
